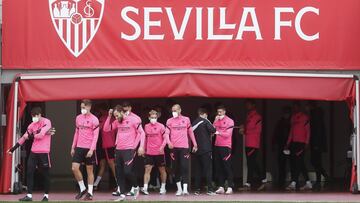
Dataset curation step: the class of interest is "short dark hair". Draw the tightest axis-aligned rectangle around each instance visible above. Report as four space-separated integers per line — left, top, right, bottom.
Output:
198 108 208 115
81 99 92 106
122 101 132 107
149 110 158 116
115 105 124 112
217 105 226 111
31 107 42 116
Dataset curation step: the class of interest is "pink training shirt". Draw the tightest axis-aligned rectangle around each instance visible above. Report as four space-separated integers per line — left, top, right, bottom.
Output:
244 110 262 149
287 112 311 145
144 122 168 155
165 115 197 149
103 112 145 150
213 115 234 149
72 113 100 151
18 117 52 153
99 115 116 149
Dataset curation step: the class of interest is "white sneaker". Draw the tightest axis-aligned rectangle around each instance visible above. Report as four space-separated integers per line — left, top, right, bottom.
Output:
112 191 121 196
176 190 183 196
225 187 233 194
112 187 121 196
206 191 216 196
141 188 149 195
133 186 140 200
286 181 296 191
114 194 126 202
159 188 166 195
182 191 189 195
215 187 225 194
300 181 312 191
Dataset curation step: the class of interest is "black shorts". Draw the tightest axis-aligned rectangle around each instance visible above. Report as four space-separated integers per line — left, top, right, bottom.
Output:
28 152 51 168
144 155 166 167
97 147 115 161
72 147 97 165
96 147 105 160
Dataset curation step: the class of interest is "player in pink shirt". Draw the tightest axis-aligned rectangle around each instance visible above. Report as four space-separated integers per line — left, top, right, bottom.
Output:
104 103 145 201
213 105 234 195
141 109 170 195
71 99 100 201
165 104 198 196
7 107 54 201
285 102 312 191
93 104 117 191
239 100 267 191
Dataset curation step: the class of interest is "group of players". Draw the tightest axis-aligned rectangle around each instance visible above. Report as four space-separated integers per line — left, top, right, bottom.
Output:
8 99 328 201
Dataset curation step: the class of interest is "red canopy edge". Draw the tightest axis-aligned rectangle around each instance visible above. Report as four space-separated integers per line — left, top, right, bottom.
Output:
0 70 357 193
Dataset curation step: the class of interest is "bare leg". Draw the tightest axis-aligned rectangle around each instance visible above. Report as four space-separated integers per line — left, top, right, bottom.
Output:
144 165 153 185
108 159 117 180
86 165 95 195
97 159 106 178
86 165 95 185
158 166 167 184
72 162 83 182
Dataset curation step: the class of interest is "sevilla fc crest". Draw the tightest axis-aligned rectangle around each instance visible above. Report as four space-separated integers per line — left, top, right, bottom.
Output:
49 0 105 57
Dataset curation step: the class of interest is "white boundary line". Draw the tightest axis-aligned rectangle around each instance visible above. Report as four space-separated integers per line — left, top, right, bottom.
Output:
19 70 355 80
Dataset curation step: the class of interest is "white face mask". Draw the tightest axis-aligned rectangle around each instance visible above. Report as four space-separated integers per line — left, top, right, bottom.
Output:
81 109 88 115
32 116 40 123
149 118 157 124
172 112 179 118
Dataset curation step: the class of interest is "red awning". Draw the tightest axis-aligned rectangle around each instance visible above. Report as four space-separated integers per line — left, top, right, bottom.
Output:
0 70 356 193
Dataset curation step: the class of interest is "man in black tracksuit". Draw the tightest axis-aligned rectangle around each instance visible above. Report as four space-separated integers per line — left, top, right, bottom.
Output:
192 108 217 195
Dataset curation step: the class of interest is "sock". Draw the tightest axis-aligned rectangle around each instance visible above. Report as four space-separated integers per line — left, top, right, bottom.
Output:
88 185 93 195
44 194 49 199
161 183 166 190
130 187 135 193
183 184 188 193
94 176 102 186
176 182 182 191
143 184 148 191
27 194 32 198
78 180 86 192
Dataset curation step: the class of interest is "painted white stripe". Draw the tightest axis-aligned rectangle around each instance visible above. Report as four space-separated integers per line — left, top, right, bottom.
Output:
66 19 71 48
19 70 355 80
82 19 87 49
90 19 95 35
58 19 63 38
74 23 79 54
